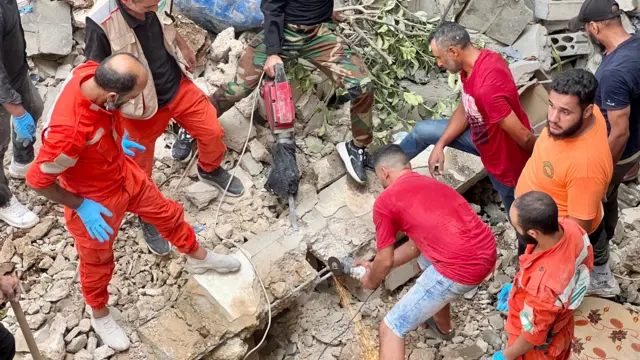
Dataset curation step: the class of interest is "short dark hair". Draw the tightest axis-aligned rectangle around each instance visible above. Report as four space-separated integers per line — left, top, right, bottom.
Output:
428 21 471 49
513 191 560 235
374 143 410 169
95 53 142 95
551 69 598 110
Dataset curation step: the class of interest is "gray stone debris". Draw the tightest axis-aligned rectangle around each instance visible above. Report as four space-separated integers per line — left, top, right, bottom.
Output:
22 0 73 57
457 0 533 45
185 182 220 210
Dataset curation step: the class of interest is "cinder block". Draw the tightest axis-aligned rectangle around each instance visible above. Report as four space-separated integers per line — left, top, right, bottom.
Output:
385 259 420 291
534 0 585 21
549 32 591 57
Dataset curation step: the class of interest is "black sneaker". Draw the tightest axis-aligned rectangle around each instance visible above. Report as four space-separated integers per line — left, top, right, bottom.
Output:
197 166 245 197
336 140 368 184
172 128 195 162
138 216 172 256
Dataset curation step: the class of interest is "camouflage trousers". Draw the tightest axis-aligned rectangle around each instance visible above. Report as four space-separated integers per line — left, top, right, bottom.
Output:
214 22 374 147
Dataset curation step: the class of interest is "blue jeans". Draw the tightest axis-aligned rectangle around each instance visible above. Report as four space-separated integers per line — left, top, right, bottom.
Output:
399 119 515 215
383 255 477 338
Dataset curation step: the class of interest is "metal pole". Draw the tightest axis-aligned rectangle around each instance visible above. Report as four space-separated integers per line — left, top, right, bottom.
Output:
10 300 43 360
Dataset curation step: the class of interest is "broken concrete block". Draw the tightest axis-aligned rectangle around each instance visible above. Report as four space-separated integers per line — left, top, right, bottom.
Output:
312 152 347 191
218 106 256 152
185 182 219 210
138 309 209 360
33 59 59 78
410 145 487 194
205 337 248 360
549 32 591 57
535 0 585 21
385 259 420 291
457 0 533 45
209 27 236 62
55 64 72 81
22 0 73 57
240 153 263 176
509 60 541 85
617 0 639 11
511 24 553 71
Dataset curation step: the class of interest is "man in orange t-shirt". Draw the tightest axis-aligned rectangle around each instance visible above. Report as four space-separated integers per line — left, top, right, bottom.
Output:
515 69 613 296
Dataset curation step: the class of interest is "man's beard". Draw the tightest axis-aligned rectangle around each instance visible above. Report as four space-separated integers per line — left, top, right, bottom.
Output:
548 116 584 140
518 231 538 246
588 33 606 54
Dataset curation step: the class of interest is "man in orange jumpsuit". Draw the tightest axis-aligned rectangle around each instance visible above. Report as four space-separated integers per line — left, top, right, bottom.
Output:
493 191 594 360
25 53 241 352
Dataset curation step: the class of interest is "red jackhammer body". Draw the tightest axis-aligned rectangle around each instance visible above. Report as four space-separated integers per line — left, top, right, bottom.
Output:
261 63 300 230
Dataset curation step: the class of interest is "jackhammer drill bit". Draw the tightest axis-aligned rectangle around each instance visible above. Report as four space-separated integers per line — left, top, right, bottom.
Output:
288 194 298 232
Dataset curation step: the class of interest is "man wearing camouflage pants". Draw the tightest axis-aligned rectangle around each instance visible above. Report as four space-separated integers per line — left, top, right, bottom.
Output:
211 0 375 184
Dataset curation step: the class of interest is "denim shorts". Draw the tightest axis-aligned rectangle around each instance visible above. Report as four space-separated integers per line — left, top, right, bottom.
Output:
383 255 478 338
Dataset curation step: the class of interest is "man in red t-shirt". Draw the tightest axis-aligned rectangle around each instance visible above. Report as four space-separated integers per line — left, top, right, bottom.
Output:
355 144 497 359
399 22 535 216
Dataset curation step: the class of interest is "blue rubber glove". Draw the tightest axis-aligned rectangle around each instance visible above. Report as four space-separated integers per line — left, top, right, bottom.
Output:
122 132 145 157
493 350 507 360
12 112 36 142
496 283 513 312
76 199 114 242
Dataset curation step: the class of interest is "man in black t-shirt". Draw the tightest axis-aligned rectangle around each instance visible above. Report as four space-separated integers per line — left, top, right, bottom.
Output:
570 0 640 298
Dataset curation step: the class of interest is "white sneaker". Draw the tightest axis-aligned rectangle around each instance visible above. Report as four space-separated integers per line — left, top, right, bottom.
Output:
91 314 130 351
0 196 39 229
186 250 241 274
8 160 31 179
587 258 620 298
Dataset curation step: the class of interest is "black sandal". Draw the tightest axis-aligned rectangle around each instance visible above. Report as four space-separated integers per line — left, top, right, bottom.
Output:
425 317 456 341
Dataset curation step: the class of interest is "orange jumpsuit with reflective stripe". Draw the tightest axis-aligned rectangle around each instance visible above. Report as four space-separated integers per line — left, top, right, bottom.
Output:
26 62 199 310
505 219 594 360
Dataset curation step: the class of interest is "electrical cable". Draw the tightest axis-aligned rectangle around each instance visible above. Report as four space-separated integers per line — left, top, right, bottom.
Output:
208 73 272 360
316 285 379 360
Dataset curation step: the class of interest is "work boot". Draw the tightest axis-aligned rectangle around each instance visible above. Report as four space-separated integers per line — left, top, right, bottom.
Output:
138 216 172 256
171 127 195 162
337 140 368 184
8 159 30 179
0 196 39 229
91 313 130 351
587 258 620 297
186 249 241 274
197 166 244 197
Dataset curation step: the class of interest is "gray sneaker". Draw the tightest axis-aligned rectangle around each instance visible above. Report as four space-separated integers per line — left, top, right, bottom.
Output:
186 250 241 274
138 216 172 256
587 259 620 298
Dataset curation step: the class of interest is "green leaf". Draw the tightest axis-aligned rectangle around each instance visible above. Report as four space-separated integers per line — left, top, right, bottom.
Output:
403 92 423 106
317 124 326 137
378 24 389 33
413 11 429 22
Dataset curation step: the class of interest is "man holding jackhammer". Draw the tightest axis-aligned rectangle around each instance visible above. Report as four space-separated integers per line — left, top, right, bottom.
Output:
356 144 496 360
211 0 376 184
26 54 241 351
84 0 244 256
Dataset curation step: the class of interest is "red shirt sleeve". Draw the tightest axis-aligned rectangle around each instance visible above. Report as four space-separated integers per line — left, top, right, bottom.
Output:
26 125 87 189
373 194 398 251
475 85 513 124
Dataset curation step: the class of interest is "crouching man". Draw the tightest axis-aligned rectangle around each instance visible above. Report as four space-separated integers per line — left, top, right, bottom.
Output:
493 191 594 360
26 54 241 351
355 144 497 360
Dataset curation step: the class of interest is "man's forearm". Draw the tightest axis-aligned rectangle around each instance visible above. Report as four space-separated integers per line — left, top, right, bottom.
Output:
32 184 84 210
2 103 25 117
435 103 468 149
503 334 535 360
392 240 421 267
367 255 394 286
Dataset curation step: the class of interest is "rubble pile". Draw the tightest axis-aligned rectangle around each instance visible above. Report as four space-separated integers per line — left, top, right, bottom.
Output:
1 0 640 359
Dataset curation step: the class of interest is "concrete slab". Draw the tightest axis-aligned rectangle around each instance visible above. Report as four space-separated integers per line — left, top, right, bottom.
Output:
137 309 210 360
457 0 532 45
534 0 585 21
22 0 73 57
192 253 261 323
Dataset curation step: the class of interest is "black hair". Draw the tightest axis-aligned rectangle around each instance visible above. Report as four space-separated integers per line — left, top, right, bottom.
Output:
428 21 471 49
551 69 598 110
94 53 142 95
513 191 560 235
374 143 410 169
